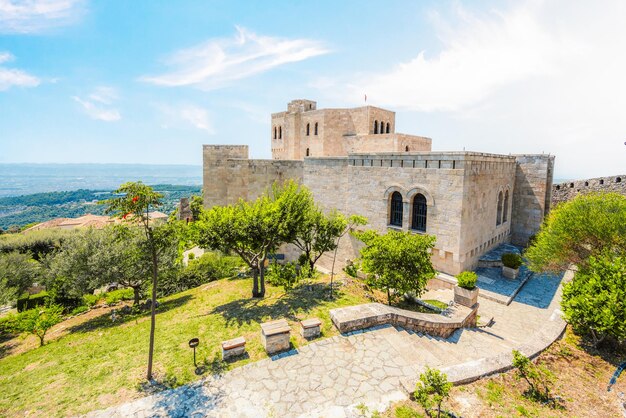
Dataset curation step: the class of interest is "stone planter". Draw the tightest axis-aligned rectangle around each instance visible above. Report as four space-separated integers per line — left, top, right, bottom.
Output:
502 266 519 279
454 286 479 308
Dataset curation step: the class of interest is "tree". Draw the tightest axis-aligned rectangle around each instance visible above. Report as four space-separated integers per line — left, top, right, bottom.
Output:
414 367 452 418
512 350 555 402
16 305 64 346
329 214 367 299
105 181 169 381
560 252 626 346
293 207 346 276
357 230 436 305
196 180 310 298
526 192 626 273
0 251 41 306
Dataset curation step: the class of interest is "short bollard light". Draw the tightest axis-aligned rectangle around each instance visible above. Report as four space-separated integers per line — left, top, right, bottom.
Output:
188 338 199 366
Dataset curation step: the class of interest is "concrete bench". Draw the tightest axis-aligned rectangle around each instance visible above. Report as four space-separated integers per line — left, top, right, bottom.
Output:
221 336 246 360
260 319 291 354
300 318 322 339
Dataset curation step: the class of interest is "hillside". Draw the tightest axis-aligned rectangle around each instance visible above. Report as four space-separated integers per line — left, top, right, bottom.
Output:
0 185 201 230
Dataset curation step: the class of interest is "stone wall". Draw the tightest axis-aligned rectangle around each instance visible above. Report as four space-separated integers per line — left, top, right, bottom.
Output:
202 145 303 208
551 174 626 205
510 155 555 246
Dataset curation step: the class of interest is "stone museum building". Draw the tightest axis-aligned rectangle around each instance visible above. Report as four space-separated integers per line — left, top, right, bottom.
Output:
203 99 555 275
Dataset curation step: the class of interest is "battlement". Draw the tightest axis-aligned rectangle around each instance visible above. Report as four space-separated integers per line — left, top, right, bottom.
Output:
287 99 317 113
552 174 625 205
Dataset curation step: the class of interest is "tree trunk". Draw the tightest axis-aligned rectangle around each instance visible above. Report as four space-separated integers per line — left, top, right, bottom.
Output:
387 287 391 305
133 286 141 306
252 266 260 298
38 332 45 347
330 245 340 300
146 244 158 381
308 258 315 277
259 258 266 297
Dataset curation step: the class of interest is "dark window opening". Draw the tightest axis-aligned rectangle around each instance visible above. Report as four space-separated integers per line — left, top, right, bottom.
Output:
314 122 318 135
390 192 403 227
411 194 427 232
306 148 310 157
306 123 310 136
405 145 409 152
374 120 379 134
273 127 277 139
617 177 622 183
503 190 509 222
584 181 589 186
556 185 560 190
600 179 604 185
569 183 574 188
279 126 282 139
386 122 390 133
496 191 503 226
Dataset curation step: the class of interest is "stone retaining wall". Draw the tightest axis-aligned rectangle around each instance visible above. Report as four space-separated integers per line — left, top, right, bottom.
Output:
552 174 626 206
329 302 478 339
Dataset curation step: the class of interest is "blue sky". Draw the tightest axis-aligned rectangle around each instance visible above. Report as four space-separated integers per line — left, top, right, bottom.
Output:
1 0 625 179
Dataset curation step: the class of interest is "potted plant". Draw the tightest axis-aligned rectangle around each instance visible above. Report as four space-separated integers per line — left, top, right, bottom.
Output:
501 253 522 279
453 271 479 308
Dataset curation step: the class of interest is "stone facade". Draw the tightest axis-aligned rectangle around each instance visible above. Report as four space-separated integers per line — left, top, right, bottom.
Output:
202 99 555 276
551 174 626 206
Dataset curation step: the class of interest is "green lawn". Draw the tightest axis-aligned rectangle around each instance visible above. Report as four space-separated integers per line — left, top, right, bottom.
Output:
0 275 369 417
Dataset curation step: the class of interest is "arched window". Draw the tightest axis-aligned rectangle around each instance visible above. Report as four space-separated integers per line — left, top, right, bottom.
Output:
386 122 390 133
279 126 282 139
273 127 277 139
314 122 318 135
306 123 310 136
496 191 503 226
411 194 427 232
306 148 310 157
405 145 409 152
503 190 509 223
374 120 379 134
390 192 403 227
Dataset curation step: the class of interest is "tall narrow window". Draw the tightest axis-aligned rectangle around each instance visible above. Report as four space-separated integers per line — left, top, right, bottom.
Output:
496 191 503 226
405 146 409 152
503 190 509 222
306 123 310 136
411 194 427 232
390 192 403 227
374 120 379 134
273 127 277 139
306 148 310 157
386 122 390 133
279 126 282 139
314 122 318 135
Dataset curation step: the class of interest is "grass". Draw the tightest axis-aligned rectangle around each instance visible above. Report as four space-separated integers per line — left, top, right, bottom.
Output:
384 327 626 418
0 274 370 417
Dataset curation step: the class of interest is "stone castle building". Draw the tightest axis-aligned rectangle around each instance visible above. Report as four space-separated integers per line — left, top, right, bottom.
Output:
203 99 555 275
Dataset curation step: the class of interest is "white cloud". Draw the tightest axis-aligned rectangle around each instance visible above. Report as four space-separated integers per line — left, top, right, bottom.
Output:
141 26 329 90
0 0 85 33
0 51 39 90
157 103 215 134
73 86 121 121
333 1 626 178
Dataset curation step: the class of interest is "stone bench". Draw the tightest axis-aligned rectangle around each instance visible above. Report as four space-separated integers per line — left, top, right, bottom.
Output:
221 336 246 360
260 319 291 355
300 318 322 339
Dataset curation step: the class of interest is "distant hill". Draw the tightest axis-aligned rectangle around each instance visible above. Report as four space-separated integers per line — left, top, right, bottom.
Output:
0 185 201 230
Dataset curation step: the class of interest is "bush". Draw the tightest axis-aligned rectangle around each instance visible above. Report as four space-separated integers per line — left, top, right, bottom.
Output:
456 271 477 290
70 305 89 315
414 367 452 417
15 304 64 346
501 253 522 269
16 291 49 312
266 261 300 290
512 350 556 403
343 260 360 278
104 288 134 305
0 314 17 337
82 293 100 307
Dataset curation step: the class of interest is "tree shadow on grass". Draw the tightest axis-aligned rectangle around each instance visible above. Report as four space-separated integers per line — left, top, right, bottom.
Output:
66 294 193 334
209 282 341 326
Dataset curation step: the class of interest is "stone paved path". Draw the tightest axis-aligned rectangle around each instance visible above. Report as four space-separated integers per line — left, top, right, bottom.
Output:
86 272 566 418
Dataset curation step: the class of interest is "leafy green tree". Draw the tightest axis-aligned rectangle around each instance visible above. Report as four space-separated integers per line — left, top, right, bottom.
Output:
561 252 626 346
196 181 310 298
293 207 346 276
15 305 64 346
512 350 555 402
0 251 41 306
105 181 171 381
414 367 452 418
526 192 626 273
190 194 204 221
357 230 436 305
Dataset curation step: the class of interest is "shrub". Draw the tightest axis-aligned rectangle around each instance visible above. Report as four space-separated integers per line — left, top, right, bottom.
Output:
82 293 100 307
501 253 522 269
16 291 49 312
456 271 477 290
104 288 134 305
343 260 360 278
266 261 300 290
0 314 17 337
512 350 555 403
414 367 452 418
70 305 89 315
15 304 64 346
187 252 195 261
